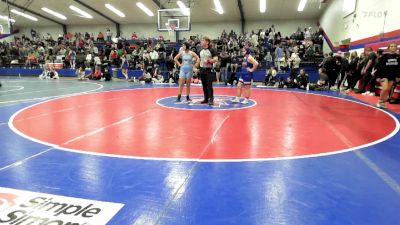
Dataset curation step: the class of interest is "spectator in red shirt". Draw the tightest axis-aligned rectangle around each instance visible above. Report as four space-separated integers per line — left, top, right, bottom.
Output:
87 66 102 80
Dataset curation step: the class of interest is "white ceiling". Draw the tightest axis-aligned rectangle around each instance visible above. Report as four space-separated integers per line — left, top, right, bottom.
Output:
0 0 327 27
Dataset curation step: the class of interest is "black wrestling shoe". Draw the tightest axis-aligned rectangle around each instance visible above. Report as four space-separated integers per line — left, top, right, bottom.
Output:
176 94 181 102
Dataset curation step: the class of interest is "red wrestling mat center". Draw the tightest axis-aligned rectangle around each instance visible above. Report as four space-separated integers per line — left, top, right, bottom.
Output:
10 88 398 160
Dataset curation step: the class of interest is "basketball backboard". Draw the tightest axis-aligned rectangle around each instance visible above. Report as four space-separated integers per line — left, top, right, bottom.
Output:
158 8 191 31
0 18 12 35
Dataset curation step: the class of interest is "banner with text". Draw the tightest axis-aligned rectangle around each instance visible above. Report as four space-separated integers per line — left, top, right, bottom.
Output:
0 187 124 225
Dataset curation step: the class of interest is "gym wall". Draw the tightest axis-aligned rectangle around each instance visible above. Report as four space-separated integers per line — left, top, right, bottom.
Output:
320 0 400 52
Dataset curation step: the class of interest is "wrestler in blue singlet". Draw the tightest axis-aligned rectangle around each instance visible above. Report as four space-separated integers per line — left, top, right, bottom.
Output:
179 52 193 79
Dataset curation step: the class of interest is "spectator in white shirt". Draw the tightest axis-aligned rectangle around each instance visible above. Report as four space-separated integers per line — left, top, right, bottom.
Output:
251 33 259 47
289 52 301 78
150 49 159 64
76 66 86 80
85 52 92 68
106 28 112 42
92 45 98 55
93 55 101 66
305 27 312 41
152 71 164 83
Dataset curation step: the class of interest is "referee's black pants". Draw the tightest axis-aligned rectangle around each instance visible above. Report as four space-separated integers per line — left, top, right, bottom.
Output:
200 68 214 102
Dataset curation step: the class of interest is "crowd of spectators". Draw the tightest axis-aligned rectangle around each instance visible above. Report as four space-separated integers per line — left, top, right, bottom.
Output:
318 44 400 106
0 25 324 84
1 25 398 106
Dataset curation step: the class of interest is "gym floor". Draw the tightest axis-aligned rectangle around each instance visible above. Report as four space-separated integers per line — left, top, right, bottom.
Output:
0 77 399 225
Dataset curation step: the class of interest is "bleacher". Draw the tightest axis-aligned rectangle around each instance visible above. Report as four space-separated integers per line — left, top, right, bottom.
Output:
0 25 325 84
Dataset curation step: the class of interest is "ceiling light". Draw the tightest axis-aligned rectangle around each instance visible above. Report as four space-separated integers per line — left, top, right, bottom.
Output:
69 5 93 19
41 7 67 20
10 9 38 21
260 0 266 13
177 1 190 16
213 0 224 14
136 2 154 17
0 15 15 23
343 0 356 12
297 0 308 12
105 3 125 17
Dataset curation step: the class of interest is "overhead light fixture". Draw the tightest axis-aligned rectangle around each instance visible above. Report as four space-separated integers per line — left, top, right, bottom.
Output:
136 2 154 17
41 7 67 20
69 5 93 19
297 0 308 11
0 15 15 23
260 0 266 13
10 9 38 21
343 0 356 12
105 3 125 17
177 1 190 16
213 0 224 14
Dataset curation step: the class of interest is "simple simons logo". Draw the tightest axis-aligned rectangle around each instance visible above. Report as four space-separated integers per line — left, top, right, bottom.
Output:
0 193 19 212
0 187 124 225
157 95 257 111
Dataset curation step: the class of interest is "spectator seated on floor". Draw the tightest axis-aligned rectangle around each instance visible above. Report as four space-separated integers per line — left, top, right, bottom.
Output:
165 70 178 84
309 68 329 91
38 67 49 79
102 66 112 81
226 72 238 86
295 68 309 90
138 68 153 84
76 66 87 81
49 67 60 79
86 66 102 80
39 66 59 79
152 71 164 83
284 76 297 88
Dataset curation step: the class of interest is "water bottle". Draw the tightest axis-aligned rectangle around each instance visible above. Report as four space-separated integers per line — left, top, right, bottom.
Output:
306 83 310 91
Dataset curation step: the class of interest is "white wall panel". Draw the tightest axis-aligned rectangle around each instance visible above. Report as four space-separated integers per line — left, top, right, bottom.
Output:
320 0 399 50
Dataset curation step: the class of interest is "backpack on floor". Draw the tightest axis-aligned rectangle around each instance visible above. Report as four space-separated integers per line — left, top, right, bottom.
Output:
389 83 400 104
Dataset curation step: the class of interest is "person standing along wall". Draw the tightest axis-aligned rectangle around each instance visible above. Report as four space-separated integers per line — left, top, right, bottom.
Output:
376 43 400 108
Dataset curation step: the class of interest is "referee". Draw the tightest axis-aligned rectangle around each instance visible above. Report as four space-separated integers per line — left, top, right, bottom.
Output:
199 36 218 105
